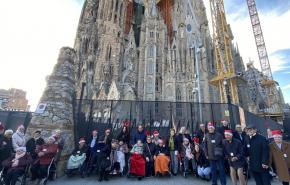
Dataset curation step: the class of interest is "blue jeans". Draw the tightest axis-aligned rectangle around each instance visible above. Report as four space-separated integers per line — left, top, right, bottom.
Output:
210 159 226 185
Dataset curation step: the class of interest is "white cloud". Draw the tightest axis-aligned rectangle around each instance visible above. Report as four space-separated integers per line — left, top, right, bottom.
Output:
282 84 290 90
0 0 83 110
204 1 290 73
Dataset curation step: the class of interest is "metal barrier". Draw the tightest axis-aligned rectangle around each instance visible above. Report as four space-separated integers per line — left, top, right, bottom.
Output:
0 111 32 131
74 100 242 141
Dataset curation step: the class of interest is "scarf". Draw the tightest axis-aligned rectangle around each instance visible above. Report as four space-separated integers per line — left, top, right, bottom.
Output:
169 136 175 151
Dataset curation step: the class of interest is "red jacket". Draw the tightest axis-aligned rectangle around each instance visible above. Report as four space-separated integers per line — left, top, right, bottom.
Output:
36 144 58 165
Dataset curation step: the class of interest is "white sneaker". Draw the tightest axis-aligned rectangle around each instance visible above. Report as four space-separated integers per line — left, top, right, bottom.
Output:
39 178 46 185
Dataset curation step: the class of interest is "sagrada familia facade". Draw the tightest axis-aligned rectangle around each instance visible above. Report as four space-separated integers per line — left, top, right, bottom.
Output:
74 0 220 103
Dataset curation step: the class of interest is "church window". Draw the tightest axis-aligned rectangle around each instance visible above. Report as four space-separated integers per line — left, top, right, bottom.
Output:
156 63 159 72
146 78 154 93
150 32 154 38
176 88 182 116
148 45 154 58
147 60 154 74
157 33 159 38
188 87 193 101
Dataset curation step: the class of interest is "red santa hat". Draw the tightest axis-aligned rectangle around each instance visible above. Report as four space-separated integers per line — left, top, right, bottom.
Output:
0 122 4 130
105 128 111 132
79 137 86 144
153 130 159 135
122 120 130 127
224 130 233 136
193 137 200 144
207 122 215 128
146 130 151 136
272 130 282 137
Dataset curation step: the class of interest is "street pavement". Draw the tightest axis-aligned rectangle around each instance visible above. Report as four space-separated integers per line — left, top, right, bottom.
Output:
50 175 281 185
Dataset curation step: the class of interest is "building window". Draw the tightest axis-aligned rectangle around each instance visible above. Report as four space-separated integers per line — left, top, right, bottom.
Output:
155 102 159 114
148 45 154 58
146 78 154 93
188 88 193 101
156 63 159 72
150 32 154 38
147 60 154 74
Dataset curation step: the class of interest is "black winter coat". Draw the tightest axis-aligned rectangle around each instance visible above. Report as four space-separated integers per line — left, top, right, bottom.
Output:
194 148 210 168
154 145 169 156
143 142 155 161
26 137 45 159
246 133 269 172
0 137 13 162
117 131 130 145
204 132 224 160
72 145 88 156
222 138 245 169
176 134 191 152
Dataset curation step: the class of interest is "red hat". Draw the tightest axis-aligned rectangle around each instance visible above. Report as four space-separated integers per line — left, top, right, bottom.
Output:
79 137 86 144
207 122 215 128
153 130 159 135
221 119 227 122
224 130 233 135
272 130 282 136
193 137 199 144
0 122 4 130
105 128 111 132
122 120 130 127
146 130 151 136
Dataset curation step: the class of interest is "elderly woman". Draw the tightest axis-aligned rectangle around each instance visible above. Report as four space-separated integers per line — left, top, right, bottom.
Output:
154 139 170 176
128 139 146 179
2 147 32 185
66 138 88 177
31 136 58 184
12 125 26 151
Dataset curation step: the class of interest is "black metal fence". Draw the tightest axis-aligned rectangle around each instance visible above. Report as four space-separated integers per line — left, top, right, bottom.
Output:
74 100 242 141
0 111 32 131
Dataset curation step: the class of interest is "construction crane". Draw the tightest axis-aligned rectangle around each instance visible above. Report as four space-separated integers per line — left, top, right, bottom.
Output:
246 0 283 119
209 0 240 105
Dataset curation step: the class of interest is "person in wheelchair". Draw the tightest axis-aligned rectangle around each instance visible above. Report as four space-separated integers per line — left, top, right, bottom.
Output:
26 130 45 160
1 147 32 185
66 137 88 178
128 139 146 179
180 137 197 177
0 130 14 168
31 136 58 184
154 139 170 177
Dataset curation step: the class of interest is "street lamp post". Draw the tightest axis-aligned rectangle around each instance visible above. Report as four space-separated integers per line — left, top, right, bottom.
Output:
223 79 234 128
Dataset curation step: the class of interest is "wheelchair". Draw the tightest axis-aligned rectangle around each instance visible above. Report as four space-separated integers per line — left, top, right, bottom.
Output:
0 164 30 185
38 157 57 185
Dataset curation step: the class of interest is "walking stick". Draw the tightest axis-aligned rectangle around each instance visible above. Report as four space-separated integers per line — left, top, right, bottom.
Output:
245 161 249 185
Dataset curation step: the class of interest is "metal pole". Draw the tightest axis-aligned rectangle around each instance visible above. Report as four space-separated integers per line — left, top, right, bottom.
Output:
195 45 203 123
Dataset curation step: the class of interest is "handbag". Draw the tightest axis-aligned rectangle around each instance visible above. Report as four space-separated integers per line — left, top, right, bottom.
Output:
214 147 223 158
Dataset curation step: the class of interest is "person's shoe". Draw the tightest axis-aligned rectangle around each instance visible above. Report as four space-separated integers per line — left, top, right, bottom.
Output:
104 177 109 181
138 177 142 181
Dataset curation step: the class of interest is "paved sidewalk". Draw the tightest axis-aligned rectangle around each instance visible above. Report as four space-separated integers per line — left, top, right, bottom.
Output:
50 175 281 185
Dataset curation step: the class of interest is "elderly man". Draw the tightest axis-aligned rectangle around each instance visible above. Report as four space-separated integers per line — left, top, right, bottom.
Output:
197 123 207 146
269 130 290 185
205 122 226 185
245 124 271 185
217 119 230 138
26 130 45 159
223 130 246 185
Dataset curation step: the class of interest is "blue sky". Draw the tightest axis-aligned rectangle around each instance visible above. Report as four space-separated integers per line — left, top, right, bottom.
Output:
0 0 289 111
220 0 290 104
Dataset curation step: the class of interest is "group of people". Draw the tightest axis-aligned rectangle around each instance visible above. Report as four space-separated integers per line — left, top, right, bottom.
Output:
0 119 290 185
0 122 63 185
